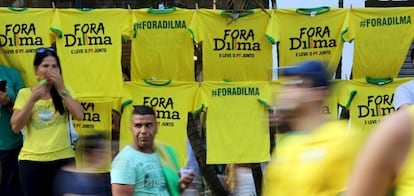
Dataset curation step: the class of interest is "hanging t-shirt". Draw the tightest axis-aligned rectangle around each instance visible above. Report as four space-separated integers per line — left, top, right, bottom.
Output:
120 80 199 166
266 7 348 77
131 8 195 81
0 7 54 86
338 78 411 134
322 80 344 120
50 8 134 97
343 8 414 79
189 9 272 81
72 97 113 172
272 79 341 120
195 81 272 164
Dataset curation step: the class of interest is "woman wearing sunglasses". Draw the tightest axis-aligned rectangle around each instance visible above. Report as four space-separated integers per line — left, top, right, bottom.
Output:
10 47 84 196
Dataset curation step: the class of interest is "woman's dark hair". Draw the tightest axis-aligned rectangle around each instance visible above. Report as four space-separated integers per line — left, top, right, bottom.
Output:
33 47 65 115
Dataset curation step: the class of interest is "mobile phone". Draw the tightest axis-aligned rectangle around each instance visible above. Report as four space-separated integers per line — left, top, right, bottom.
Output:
0 80 6 92
180 167 194 177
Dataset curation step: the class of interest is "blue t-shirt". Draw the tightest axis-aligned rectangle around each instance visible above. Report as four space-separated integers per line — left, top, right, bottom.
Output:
110 145 169 196
0 65 24 150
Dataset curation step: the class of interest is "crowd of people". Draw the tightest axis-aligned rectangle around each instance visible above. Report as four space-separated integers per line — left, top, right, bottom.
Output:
1 46 414 196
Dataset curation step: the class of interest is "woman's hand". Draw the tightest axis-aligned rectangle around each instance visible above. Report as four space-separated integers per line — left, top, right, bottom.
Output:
30 82 49 101
47 69 65 91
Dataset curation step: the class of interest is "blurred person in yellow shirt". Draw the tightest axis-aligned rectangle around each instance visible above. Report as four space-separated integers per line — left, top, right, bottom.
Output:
263 60 364 196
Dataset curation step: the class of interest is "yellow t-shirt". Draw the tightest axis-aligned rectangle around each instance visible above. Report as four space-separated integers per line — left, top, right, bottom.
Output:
72 96 131 172
322 80 344 120
120 80 199 166
195 81 272 164
0 7 54 87
338 78 411 134
50 8 134 97
131 8 195 81
343 8 414 79
14 88 75 161
266 7 348 77
189 9 272 81
263 120 364 196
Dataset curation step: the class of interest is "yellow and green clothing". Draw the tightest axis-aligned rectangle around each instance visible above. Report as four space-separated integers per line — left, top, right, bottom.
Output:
50 8 134 97
154 141 181 196
322 80 344 120
195 81 272 164
120 80 199 166
189 9 272 81
72 97 131 172
343 8 414 79
14 88 75 161
338 78 411 135
0 7 54 87
266 7 348 77
262 120 364 196
131 8 195 81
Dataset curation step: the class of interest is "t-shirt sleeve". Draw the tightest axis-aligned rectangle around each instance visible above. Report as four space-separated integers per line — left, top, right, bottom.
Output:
110 150 137 185
13 88 29 110
264 10 277 44
393 82 414 110
50 10 62 39
188 11 202 44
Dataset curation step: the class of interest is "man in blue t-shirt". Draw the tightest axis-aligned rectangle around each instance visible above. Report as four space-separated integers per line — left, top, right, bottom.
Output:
0 64 24 196
110 105 194 196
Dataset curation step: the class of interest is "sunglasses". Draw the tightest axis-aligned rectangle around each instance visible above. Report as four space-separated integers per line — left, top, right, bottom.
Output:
36 47 55 54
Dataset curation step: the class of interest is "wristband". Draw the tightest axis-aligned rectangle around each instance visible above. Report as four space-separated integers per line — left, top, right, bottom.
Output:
59 90 70 98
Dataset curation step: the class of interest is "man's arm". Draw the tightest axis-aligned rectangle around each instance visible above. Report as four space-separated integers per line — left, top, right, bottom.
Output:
397 103 411 111
346 109 412 196
112 184 134 196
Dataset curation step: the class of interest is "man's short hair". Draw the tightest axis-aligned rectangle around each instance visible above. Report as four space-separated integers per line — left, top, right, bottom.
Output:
132 105 155 116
